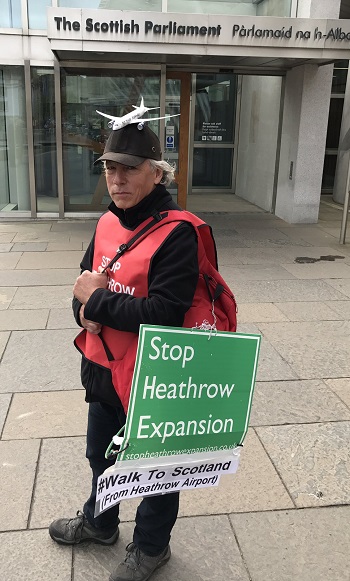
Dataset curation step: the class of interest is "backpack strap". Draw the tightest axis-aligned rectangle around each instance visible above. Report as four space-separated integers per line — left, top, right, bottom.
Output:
102 209 217 274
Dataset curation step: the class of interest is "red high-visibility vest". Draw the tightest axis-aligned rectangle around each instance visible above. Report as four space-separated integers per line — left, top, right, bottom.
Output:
75 209 237 412
74 210 187 410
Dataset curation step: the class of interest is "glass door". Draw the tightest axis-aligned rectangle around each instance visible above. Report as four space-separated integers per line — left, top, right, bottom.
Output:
165 72 191 209
190 73 237 193
60 68 161 212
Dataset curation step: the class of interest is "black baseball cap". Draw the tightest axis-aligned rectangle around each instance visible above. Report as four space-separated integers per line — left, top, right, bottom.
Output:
95 123 162 167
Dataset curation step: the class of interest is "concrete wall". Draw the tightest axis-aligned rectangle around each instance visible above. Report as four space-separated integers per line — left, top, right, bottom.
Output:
275 64 333 223
235 76 282 212
296 0 341 18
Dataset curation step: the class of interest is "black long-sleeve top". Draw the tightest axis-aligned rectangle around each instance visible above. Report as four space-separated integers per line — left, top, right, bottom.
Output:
73 184 199 409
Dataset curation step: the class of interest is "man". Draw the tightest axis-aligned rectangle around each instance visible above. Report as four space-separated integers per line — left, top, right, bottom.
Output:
49 119 199 581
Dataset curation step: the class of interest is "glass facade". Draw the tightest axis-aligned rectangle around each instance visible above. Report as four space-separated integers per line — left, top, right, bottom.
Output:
31 68 58 212
58 0 162 9
0 0 343 215
0 67 30 212
28 0 52 29
0 0 22 28
322 60 349 192
60 68 160 211
168 0 292 16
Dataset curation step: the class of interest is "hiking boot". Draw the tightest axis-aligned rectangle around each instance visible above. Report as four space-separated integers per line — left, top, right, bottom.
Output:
109 542 171 581
49 510 119 546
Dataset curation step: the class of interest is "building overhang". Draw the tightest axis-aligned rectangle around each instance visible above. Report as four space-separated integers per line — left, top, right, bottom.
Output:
48 9 350 73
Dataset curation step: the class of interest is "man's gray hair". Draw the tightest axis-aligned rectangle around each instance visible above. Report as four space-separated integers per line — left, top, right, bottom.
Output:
148 159 176 187
102 159 176 187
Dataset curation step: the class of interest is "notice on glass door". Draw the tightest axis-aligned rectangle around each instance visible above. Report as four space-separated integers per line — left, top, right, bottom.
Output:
201 122 226 141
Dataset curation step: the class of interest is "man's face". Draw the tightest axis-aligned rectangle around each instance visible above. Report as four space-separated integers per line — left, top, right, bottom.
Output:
105 160 162 210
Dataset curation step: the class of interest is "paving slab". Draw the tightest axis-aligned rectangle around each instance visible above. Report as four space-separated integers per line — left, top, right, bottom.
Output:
0 232 15 242
9 285 73 309
0 243 13 252
281 261 350 279
0 329 81 393
0 287 17 309
230 279 346 303
250 379 350 426
258 321 350 379
47 308 80 329
212 234 250 248
0 252 22 269
0 393 11 434
219 248 292 266
0 269 79 286
0 530 72 581
326 300 350 319
16 250 85 270
276 226 338 246
231 227 292 242
73 516 250 581
236 303 288 323
221 265 294 281
0 222 52 233
324 277 350 298
46 240 83 251
0 439 40 531
238 323 297 381
51 220 97 232
256 422 350 507
11 242 48 252
274 300 343 321
178 430 293 517
0 308 49 330
325 378 350 408
215 248 243 265
230 506 350 581
0 331 10 359
29 436 92 529
2 390 87 440
12 231 70 243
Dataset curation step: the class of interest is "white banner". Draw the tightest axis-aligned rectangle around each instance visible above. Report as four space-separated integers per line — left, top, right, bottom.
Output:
95 451 240 516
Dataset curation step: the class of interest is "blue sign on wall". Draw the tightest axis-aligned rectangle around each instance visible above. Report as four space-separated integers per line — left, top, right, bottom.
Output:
166 136 175 149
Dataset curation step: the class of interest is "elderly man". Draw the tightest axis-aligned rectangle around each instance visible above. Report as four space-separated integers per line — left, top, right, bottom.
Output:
49 120 199 581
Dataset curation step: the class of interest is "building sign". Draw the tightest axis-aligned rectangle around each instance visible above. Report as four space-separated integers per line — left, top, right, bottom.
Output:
47 9 350 54
94 325 260 515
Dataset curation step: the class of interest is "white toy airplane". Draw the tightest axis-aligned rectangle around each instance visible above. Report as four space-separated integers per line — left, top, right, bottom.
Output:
96 96 179 130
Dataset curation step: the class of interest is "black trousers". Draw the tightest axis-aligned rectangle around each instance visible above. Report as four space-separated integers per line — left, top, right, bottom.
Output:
83 402 179 556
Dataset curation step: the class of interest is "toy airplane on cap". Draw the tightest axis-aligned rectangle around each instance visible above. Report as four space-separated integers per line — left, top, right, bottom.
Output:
96 96 179 130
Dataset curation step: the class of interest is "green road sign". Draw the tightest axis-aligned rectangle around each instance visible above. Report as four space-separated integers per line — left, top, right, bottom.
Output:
119 325 261 461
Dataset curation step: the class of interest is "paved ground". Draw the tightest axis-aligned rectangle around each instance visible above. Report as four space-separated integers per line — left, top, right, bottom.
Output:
0 199 349 581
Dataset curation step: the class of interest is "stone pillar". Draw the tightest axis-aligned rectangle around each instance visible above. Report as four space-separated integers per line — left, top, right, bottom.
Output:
275 64 333 223
273 0 341 223
296 0 341 18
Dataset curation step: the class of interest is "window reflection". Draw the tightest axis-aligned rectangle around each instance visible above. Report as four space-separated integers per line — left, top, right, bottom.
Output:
0 0 22 27
60 69 160 210
32 68 58 212
28 0 52 29
0 67 30 212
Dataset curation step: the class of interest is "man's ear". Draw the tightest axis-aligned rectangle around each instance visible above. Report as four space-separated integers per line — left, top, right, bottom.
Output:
154 167 163 184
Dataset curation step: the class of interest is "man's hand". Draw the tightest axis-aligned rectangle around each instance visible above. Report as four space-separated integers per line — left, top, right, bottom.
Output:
79 304 102 334
73 269 108 305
